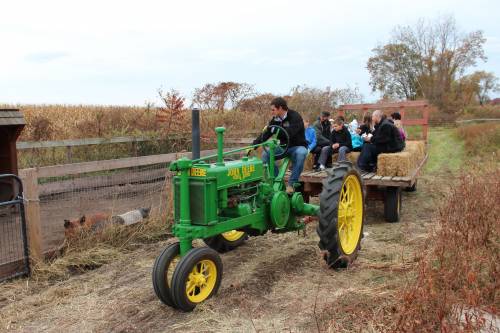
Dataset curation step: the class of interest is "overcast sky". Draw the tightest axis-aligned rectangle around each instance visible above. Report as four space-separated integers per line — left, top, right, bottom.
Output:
1 0 499 106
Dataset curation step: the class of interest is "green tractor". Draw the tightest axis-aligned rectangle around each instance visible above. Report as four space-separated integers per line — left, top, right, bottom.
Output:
152 126 364 311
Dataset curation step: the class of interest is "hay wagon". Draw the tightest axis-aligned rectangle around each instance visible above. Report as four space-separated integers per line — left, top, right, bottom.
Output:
297 100 430 222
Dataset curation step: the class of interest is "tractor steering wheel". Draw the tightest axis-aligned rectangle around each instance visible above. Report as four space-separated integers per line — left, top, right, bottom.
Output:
262 125 290 159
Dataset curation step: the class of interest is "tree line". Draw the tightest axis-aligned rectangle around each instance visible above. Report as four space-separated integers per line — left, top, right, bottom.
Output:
367 15 498 112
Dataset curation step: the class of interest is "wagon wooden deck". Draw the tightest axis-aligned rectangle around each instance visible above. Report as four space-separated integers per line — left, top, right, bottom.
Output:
298 153 428 187
291 153 428 223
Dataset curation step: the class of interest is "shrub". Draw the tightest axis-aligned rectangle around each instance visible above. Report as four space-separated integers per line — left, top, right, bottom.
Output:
456 123 500 156
396 166 500 332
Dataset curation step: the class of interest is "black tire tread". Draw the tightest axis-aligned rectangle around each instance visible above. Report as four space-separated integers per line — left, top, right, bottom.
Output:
316 162 364 269
171 247 223 312
152 242 180 307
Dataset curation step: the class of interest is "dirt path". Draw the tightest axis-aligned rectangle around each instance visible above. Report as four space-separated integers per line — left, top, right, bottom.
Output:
0 170 447 333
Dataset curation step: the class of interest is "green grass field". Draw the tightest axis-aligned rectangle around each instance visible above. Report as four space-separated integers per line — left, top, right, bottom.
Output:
424 127 465 174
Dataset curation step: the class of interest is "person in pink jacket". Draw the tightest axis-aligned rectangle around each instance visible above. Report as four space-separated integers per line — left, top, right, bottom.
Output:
390 112 406 141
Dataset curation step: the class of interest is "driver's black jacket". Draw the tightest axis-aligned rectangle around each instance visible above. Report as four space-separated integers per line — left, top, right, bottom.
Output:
252 109 307 148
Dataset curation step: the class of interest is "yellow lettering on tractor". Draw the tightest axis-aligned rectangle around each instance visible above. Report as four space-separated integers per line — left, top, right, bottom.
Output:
227 168 242 180
189 168 207 177
242 164 255 178
228 164 255 181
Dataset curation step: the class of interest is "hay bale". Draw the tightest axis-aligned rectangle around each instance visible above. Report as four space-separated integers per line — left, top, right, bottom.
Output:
332 151 360 164
376 140 426 177
303 153 315 171
377 152 411 176
405 141 425 167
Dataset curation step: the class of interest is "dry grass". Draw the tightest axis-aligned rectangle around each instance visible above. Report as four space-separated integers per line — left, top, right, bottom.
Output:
30 215 170 283
456 123 500 157
0 104 267 142
459 105 500 120
5 103 268 167
394 164 499 332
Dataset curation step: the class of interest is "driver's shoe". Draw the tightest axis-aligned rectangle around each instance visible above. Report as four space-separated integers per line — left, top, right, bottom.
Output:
286 185 294 194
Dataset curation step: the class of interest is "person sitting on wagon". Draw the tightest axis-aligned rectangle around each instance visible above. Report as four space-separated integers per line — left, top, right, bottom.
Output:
356 113 373 136
311 111 332 169
357 110 404 172
348 119 364 152
252 97 308 193
317 117 353 170
304 118 317 153
390 111 407 143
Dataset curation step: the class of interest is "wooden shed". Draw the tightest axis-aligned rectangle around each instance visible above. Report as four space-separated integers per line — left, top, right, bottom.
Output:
0 109 26 201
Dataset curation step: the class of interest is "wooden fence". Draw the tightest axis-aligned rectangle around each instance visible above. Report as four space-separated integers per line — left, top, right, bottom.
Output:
17 141 252 262
338 100 431 141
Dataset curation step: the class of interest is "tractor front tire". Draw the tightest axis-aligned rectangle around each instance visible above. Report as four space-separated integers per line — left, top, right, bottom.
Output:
317 162 364 269
171 247 223 312
204 230 247 253
152 242 181 307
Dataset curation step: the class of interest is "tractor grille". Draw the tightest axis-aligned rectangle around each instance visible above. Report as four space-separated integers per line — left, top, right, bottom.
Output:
173 177 217 226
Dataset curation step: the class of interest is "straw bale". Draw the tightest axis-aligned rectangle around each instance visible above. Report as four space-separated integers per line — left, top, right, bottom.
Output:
377 152 411 177
376 140 426 177
332 151 360 164
303 153 315 171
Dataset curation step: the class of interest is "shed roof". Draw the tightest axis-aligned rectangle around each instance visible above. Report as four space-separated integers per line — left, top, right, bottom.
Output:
0 109 26 126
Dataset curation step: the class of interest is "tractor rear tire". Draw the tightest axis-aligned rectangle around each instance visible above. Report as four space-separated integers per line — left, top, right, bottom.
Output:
317 162 364 269
152 242 180 307
204 231 247 253
384 187 402 223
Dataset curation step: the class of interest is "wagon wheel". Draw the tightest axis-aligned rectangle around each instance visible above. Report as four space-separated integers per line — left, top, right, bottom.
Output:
171 247 223 312
317 161 364 269
384 187 402 222
204 230 248 253
262 125 290 158
152 242 181 307
404 180 417 192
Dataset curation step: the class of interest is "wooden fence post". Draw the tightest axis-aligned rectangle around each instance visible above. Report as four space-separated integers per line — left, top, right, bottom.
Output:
66 146 73 163
21 168 43 263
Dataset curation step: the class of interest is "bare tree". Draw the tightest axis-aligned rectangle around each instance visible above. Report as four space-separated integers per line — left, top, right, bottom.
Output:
367 43 421 100
474 71 499 105
368 15 487 111
238 93 276 113
287 85 363 119
157 88 186 132
192 82 256 111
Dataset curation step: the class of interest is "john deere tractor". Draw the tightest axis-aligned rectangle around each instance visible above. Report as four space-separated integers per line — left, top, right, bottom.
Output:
152 126 364 311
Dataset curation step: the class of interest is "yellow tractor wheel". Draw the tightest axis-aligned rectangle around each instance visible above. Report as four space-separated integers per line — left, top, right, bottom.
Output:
317 162 364 269
152 242 181 307
171 247 223 312
204 230 247 253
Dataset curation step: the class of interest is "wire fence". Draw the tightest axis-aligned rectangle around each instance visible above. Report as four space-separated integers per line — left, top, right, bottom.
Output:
0 176 30 281
0 205 27 278
37 163 173 253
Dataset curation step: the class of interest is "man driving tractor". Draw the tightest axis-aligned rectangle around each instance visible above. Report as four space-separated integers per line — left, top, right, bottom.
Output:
252 97 308 193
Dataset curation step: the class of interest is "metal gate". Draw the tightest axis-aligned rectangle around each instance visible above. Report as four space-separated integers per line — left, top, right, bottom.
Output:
0 174 30 282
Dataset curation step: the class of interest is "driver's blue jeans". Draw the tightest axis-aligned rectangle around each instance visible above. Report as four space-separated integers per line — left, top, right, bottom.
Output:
262 146 308 186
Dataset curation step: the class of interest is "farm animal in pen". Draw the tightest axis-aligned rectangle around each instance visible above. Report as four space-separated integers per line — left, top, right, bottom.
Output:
64 207 150 238
64 212 110 238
